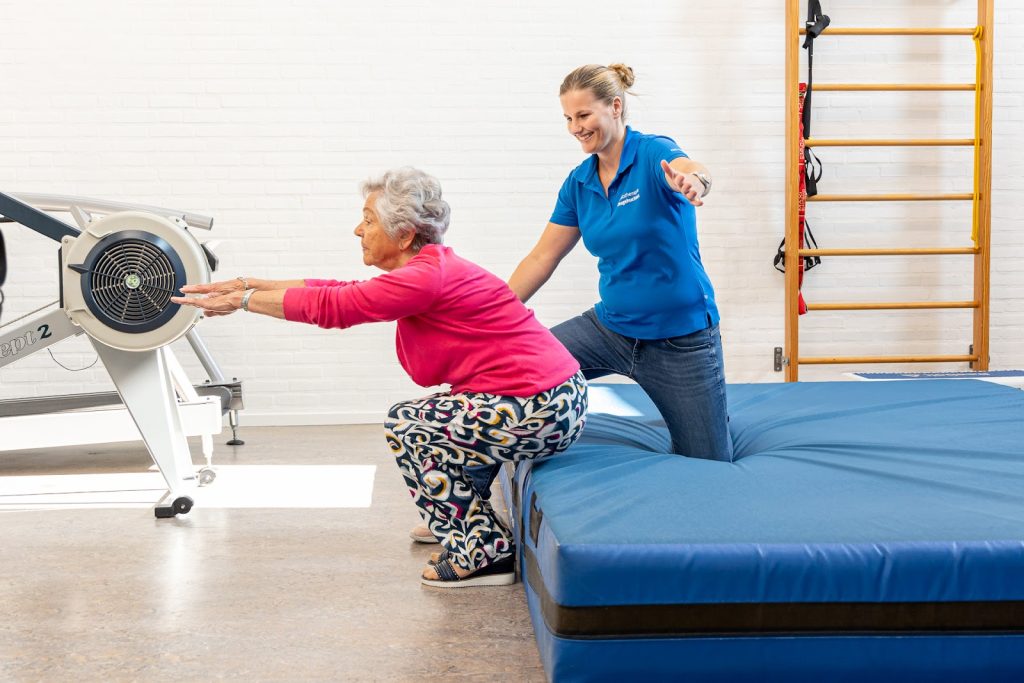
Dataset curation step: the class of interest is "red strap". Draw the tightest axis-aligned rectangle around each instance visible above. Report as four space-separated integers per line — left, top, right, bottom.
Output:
797 84 809 315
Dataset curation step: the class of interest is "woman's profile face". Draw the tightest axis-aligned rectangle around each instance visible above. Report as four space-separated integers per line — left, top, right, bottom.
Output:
560 89 622 156
354 192 410 271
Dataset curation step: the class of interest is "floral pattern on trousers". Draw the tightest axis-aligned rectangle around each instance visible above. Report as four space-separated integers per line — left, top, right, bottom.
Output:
384 371 587 571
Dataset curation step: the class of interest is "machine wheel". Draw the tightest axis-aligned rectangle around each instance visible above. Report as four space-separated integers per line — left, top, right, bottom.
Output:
198 467 217 486
172 496 194 515
154 495 195 519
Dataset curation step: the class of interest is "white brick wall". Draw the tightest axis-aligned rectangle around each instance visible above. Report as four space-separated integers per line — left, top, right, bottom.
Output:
1 1 1020 424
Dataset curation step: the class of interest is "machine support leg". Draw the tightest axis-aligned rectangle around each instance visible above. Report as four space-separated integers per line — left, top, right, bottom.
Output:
92 341 196 517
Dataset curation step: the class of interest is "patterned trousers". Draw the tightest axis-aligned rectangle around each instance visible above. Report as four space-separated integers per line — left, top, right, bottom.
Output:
384 371 587 571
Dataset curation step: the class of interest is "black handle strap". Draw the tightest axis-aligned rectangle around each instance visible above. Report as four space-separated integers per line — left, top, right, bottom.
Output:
773 221 822 274
801 0 830 139
801 1 829 197
804 146 823 197
803 0 831 46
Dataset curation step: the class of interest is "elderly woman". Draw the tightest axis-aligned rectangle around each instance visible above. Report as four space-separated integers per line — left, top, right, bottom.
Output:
172 167 587 588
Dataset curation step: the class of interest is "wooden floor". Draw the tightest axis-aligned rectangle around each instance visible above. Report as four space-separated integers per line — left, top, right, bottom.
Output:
0 424 545 681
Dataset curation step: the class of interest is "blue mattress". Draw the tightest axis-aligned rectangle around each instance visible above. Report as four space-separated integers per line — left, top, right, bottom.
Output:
503 380 1024 681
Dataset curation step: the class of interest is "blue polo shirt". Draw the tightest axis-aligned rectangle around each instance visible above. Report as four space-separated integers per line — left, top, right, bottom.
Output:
550 126 720 339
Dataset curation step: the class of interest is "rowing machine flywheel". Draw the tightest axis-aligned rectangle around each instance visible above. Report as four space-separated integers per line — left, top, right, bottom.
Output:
62 211 210 352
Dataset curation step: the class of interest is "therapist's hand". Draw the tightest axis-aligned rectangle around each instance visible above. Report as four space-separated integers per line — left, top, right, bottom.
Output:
660 160 704 207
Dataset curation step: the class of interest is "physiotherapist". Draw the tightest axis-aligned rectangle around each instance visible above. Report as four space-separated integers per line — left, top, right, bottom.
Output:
508 62 733 461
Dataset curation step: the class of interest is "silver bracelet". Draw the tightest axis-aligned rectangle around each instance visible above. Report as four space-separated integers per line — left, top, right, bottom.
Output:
240 288 256 312
236 276 249 290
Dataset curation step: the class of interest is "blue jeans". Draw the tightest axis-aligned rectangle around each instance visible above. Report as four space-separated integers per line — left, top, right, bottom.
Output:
552 308 734 462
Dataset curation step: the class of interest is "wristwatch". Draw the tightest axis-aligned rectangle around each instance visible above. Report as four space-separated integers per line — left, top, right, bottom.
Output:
692 172 712 198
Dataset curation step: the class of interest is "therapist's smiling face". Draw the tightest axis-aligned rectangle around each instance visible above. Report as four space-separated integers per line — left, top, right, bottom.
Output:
561 89 622 155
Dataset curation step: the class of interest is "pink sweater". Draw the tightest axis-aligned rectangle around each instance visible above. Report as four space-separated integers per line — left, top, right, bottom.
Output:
283 244 579 396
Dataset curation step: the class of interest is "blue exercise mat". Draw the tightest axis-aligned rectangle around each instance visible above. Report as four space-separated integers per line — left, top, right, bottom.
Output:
503 380 1024 681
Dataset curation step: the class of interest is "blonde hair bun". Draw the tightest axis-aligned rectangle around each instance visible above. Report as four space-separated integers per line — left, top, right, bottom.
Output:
608 63 635 89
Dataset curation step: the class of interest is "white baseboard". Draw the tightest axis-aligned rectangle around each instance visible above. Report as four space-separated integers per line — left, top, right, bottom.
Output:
235 411 382 427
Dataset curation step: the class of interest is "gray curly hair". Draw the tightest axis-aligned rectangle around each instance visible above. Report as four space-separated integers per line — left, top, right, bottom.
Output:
361 167 450 251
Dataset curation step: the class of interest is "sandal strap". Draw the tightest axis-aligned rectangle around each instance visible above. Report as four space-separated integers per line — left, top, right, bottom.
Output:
427 549 452 566
434 558 460 581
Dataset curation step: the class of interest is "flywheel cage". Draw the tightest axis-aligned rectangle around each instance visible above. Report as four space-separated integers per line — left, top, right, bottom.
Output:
79 230 186 333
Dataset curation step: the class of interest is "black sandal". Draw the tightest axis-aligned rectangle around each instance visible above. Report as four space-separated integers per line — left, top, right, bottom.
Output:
421 554 516 588
427 549 452 566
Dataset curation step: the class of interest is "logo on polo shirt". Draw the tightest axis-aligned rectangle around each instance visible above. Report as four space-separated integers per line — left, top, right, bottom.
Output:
617 188 640 207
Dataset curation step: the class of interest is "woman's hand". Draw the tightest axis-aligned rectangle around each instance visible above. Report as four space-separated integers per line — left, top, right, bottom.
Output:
660 160 704 207
171 290 243 317
179 277 246 297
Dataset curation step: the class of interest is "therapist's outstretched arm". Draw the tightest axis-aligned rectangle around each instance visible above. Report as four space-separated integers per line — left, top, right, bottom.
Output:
661 158 711 207
508 222 581 303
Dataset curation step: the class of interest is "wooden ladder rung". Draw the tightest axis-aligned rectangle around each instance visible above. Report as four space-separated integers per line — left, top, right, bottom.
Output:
806 301 978 311
805 138 975 147
798 354 978 365
808 193 973 202
784 0 993 381
814 83 975 91
799 27 976 36
799 247 978 256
